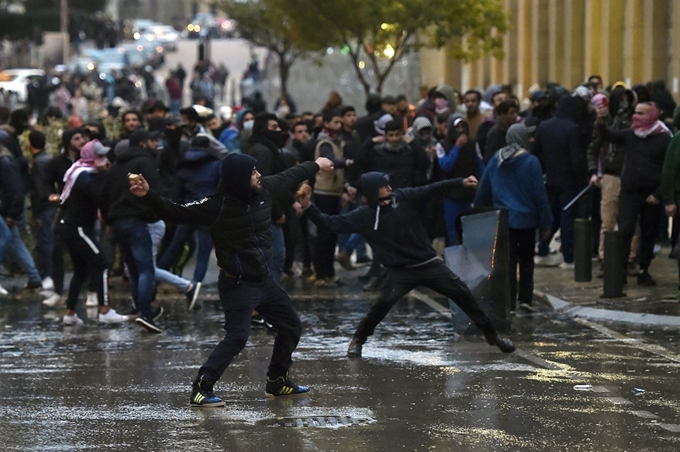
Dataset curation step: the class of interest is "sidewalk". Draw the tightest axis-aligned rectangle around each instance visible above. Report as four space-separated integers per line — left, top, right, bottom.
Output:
533 246 680 327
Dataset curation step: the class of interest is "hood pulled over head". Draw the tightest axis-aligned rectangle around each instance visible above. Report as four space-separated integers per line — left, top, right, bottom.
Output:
359 172 390 207
220 153 257 203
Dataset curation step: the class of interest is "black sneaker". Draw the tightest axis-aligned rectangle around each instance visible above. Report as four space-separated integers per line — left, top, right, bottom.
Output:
637 271 657 286
190 378 225 408
265 371 310 397
362 276 383 292
347 338 363 358
185 282 202 311
135 316 163 333
251 314 275 330
482 330 516 353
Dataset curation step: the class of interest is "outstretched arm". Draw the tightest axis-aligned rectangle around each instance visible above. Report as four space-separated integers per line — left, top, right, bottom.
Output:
398 177 476 204
129 173 218 226
260 158 333 194
298 188 371 233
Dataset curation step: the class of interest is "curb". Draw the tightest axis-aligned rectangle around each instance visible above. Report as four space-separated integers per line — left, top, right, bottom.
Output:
534 290 680 328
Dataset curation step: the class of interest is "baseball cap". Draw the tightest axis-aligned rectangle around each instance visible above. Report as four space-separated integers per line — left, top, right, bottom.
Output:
92 140 110 156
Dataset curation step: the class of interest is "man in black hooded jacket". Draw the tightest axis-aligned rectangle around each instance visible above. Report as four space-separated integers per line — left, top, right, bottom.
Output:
130 153 334 407
299 172 516 358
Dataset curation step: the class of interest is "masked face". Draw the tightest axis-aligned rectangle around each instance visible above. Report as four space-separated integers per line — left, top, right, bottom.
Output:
418 128 432 142
242 120 254 131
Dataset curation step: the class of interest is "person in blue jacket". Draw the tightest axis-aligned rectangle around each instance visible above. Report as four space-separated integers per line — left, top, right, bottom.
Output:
474 123 552 312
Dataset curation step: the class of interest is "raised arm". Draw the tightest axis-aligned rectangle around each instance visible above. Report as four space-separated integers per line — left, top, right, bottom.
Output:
261 158 333 194
129 173 218 226
398 177 470 204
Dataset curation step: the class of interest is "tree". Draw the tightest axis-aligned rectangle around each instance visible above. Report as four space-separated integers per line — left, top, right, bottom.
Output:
217 0 322 100
25 0 108 13
271 0 509 95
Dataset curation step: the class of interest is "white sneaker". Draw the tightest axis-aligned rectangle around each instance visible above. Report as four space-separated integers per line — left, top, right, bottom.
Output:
534 254 563 267
42 293 63 307
41 277 54 291
63 313 84 325
559 262 575 270
98 309 129 324
85 291 98 307
0 284 8 296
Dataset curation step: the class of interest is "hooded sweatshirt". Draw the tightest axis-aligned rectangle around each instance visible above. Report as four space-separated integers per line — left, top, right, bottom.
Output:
533 96 588 190
475 128 552 231
306 172 465 269
141 154 319 283
99 145 166 223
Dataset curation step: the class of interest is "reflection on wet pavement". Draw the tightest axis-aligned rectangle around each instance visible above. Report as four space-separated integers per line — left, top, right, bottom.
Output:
1 289 679 451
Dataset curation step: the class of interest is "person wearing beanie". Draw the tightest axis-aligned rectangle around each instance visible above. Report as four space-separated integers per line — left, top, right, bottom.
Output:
298 171 516 358
129 153 334 407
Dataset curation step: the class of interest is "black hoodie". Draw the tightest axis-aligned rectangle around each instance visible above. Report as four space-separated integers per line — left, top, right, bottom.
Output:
306 172 465 269
100 145 166 223
141 154 319 283
532 96 588 190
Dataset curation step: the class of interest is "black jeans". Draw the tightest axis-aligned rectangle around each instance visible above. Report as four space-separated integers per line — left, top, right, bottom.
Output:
618 190 662 271
312 194 341 279
198 272 302 382
353 260 493 343
509 228 535 308
56 223 109 311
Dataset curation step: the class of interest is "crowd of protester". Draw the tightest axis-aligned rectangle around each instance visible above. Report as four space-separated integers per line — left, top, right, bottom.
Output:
2 71 680 332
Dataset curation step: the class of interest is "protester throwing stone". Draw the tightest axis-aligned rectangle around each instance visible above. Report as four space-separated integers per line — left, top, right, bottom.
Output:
129 154 334 407
298 172 516 358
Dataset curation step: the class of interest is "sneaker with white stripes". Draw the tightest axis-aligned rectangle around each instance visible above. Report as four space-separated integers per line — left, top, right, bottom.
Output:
62 313 84 325
98 309 129 324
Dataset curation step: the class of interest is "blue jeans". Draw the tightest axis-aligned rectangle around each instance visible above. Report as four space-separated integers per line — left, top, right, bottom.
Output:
270 224 285 283
337 203 367 259
148 221 191 290
2 218 41 284
111 218 155 319
170 99 181 117
0 216 12 263
33 207 56 279
158 224 213 283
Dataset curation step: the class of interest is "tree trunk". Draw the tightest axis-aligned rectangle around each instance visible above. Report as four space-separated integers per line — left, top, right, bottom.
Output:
278 54 289 101
346 44 372 97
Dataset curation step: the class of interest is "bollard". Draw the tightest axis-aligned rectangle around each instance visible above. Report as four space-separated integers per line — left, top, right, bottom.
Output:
574 219 592 282
602 231 625 298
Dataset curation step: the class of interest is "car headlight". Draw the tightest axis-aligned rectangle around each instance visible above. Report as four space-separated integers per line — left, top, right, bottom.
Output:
133 32 140 40
187 24 194 32
87 63 95 71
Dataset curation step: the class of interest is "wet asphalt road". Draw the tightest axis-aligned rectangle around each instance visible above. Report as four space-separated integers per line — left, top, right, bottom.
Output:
1 280 680 452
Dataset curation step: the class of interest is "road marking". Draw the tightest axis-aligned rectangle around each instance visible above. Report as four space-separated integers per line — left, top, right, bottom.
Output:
658 424 680 433
409 290 453 319
605 397 633 405
632 411 661 420
575 318 680 363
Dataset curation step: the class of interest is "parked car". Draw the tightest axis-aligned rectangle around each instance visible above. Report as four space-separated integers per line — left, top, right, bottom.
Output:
0 68 46 103
151 25 179 51
186 13 220 39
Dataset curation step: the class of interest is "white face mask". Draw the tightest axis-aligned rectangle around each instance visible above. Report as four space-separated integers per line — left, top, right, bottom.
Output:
243 120 254 131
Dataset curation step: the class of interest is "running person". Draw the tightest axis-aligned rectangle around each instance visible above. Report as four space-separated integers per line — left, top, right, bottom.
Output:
129 154 335 407
299 172 516 358
57 140 129 325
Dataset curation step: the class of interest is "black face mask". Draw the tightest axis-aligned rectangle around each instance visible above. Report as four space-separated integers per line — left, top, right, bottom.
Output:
264 129 286 148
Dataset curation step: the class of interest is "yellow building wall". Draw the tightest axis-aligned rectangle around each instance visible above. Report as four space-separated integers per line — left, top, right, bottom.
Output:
421 0 680 100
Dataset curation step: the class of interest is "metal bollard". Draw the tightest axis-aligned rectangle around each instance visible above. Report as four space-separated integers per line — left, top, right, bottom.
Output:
602 231 625 298
574 219 592 282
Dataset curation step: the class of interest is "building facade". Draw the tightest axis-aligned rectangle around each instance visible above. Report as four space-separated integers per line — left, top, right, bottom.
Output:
421 0 680 99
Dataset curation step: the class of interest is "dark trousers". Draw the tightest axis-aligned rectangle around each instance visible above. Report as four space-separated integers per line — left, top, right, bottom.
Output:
33 206 56 279
312 194 341 279
509 228 535 308
52 222 66 295
198 273 302 382
619 190 662 271
57 223 109 310
298 213 312 269
537 186 579 263
353 260 493 343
